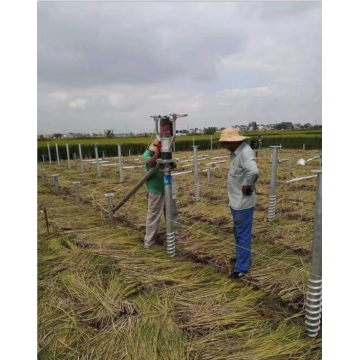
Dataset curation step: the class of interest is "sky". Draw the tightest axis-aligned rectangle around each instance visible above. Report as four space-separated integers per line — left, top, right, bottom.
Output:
37 1 322 134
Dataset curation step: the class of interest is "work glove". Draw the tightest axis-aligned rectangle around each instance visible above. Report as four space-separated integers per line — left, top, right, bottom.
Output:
156 142 162 152
242 185 253 196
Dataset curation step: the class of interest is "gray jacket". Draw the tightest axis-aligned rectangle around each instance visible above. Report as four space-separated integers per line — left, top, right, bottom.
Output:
227 142 260 210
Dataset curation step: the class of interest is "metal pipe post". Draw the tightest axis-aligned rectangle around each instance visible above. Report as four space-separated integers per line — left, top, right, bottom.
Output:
211 135 213 150
73 182 80 205
94 145 101 176
288 157 292 172
164 166 176 257
41 155 45 163
104 193 114 223
129 149 131 157
102 151 105 159
73 153 77 160
303 144 306 151
52 174 59 194
47 142 52 164
55 143 60 165
192 146 200 202
118 145 124 183
305 170 322 337
267 146 281 222
206 167 211 183
192 135 195 147
66 144 71 169
40 169 45 184
79 144 84 173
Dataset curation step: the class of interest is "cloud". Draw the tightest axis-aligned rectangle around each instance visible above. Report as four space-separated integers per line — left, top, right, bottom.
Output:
37 2 321 133
68 99 87 109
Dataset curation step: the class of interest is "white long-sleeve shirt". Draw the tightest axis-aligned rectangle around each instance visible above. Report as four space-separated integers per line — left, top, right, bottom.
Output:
227 142 260 210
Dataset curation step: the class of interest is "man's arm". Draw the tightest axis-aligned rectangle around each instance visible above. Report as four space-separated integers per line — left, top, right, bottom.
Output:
146 150 160 167
241 149 259 195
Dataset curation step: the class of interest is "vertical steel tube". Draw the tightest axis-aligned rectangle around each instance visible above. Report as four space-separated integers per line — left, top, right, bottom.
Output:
55 143 60 165
73 153 76 160
41 155 45 163
40 169 45 184
118 145 124 183
211 135 213 150
104 193 114 223
206 167 211 183
47 142 52 164
288 157 292 172
192 146 200 202
303 144 306 151
66 144 71 169
267 146 280 222
192 135 195 147
73 182 80 205
52 174 59 194
102 151 105 159
94 145 101 176
164 167 175 257
129 149 131 157
79 144 84 173
305 170 322 337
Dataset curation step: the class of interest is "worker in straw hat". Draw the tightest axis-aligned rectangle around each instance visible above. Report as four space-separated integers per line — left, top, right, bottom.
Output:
219 127 259 279
142 139 178 249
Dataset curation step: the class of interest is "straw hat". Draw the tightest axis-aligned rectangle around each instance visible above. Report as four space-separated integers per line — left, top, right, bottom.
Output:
149 139 159 152
218 127 249 142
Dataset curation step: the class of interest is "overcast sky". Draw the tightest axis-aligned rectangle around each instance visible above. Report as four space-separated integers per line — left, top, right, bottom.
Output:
37 2 322 134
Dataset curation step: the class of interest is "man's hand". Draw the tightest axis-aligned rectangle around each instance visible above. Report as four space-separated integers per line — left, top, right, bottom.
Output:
242 185 253 196
156 141 162 153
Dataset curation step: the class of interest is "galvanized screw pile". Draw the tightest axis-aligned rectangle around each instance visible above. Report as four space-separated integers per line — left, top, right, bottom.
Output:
66 144 71 169
104 193 114 223
163 164 176 257
192 146 200 202
52 174 59 194
73 182 80 205
118 145 124 183
305 170 322 337
41 155 45 163
267 146 281 222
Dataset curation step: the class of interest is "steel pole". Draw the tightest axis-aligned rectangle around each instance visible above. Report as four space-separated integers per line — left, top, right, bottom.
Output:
66 144 71 169
288 157 292 172
267 146 280 222
303 144 305 151
164 166 175 257
79 144 84 173
193 135 195 147
105 193 114 223
55 143 60 165
211 135 213 150
118 145 124 183
192 146 200 202
52 174 59 194
94 145 101 176
47 142 52 164
73 182 80 205
305 170 322 337
41 155 45 163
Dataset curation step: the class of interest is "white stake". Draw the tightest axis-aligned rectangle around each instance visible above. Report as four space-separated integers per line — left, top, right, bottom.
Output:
118 145 124 183
66 144 71 169
94 144 101 176
79 144 84 173
52 174 59 194
55 143 60 165
73 182 80 204
40 169 45 184
206 167 211 183
47 142 52 164
41 155 45 163
303 144 306 151
105 193 114 223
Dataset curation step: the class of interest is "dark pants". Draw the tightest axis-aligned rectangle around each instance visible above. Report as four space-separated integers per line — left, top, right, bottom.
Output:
230 207 254 273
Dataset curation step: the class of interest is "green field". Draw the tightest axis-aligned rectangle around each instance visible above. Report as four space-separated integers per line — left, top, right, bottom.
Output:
38 130 322 161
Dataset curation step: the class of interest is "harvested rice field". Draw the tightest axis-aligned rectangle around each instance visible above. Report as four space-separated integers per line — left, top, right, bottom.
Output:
38 148 322 359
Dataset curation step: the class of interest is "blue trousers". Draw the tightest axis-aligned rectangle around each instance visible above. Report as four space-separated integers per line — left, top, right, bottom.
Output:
230 207 254 273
